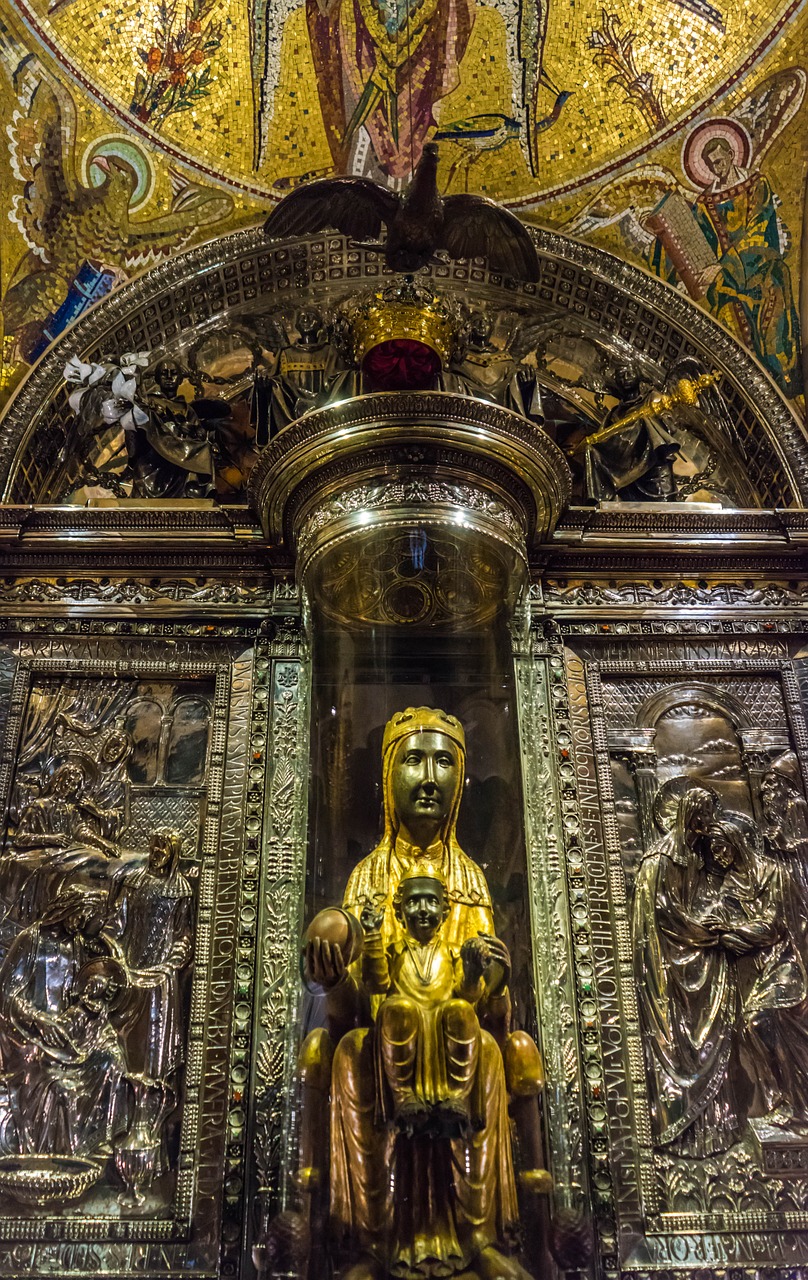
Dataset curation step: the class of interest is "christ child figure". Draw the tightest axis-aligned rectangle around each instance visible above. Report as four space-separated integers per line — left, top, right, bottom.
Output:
361 863 506 1139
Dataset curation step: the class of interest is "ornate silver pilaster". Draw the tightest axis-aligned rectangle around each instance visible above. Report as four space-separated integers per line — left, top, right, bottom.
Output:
248 618 311 1243
512 611 595 1269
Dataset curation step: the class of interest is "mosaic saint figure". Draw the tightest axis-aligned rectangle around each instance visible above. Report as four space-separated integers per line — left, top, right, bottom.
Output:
648 120 802 397
259 0 475 182
3 72 232 369
256 0 546 189
562 73 806 399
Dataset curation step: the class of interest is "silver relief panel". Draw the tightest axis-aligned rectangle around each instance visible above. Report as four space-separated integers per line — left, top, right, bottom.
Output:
558 632 808 1277
0 632 253 1280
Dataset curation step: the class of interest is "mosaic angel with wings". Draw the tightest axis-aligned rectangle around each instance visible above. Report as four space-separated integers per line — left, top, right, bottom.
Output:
3 64 232 364
564 69 804 397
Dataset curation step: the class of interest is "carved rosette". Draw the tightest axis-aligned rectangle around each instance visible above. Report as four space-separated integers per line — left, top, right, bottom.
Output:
248 391 572 626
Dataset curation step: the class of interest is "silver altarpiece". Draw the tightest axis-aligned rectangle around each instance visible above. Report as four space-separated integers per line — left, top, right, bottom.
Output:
0 226 806 1280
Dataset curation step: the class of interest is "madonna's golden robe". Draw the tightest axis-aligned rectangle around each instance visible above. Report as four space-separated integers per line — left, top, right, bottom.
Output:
328 709 520 1278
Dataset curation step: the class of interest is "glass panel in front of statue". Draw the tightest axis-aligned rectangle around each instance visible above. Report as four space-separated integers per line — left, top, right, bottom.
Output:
286 614 549 1280
604 673 808 1217
0 675 211 1220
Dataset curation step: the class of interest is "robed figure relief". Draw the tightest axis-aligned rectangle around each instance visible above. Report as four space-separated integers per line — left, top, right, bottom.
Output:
633 780 808 1159
292 708 549 1280
0 676 207 1214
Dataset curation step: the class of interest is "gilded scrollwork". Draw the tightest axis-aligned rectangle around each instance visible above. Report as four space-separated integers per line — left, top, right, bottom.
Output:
543 579 808 611
297 479 525 553
0 577 277 609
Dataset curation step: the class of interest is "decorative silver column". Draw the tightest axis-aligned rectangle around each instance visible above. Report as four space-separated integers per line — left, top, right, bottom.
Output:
249 391 571 626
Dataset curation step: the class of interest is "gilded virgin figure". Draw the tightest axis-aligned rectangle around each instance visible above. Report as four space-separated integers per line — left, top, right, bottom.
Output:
299 707 546 1280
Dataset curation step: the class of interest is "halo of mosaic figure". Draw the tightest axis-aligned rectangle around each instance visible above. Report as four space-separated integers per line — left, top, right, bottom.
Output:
276 708 554 1280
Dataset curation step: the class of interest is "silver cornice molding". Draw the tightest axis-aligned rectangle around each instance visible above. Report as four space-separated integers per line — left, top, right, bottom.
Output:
248 391 571 625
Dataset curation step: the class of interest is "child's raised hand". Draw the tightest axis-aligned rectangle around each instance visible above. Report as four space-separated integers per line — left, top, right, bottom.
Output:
360 902 385 933
460 936 489 983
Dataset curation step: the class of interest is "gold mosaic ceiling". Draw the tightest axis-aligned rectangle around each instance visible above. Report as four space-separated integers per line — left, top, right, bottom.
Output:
2 0 803 197
1 0 807 405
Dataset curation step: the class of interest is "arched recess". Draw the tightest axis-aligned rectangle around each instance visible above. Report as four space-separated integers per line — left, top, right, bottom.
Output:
636 683 755 732
1 224 807 507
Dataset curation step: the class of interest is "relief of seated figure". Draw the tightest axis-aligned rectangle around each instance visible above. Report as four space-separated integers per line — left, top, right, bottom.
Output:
0 761 121 927
0 887 129 1160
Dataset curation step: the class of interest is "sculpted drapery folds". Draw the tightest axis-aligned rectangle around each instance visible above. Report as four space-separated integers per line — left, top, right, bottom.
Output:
0 886 129 1159
299 707 546 1280
108 830 194 1080
632 787 749 1157
633 782 808 1156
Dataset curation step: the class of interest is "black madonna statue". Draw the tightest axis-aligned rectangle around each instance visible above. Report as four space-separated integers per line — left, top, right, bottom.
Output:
294 708 549 1280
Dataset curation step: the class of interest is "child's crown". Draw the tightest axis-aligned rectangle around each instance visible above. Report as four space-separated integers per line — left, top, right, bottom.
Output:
399 858 447 891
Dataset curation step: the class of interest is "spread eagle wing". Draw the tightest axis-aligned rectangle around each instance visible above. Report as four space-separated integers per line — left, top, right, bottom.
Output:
441 195 540 280
561 164 686 252
732 68 806 168
8 67 85 263
265 178 400 242
4 68 92 326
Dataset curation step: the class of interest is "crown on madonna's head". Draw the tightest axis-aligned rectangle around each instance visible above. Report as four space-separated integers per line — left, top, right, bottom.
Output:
382 706 465 757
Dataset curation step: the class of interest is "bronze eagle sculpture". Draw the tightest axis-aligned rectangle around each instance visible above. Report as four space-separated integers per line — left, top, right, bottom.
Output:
264 143 540 281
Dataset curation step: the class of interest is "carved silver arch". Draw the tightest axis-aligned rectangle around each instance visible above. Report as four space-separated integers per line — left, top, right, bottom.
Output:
1 224 807 506
637 681 755 731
